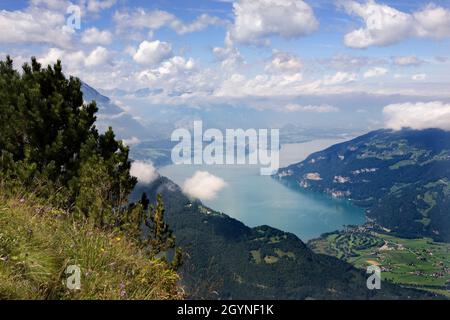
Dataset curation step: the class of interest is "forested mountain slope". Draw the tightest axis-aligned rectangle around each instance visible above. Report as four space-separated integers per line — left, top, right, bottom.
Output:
276 129 450 242
132 177 438 299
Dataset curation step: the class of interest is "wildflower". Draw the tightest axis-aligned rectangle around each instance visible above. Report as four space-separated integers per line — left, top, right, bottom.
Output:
119 282 127 298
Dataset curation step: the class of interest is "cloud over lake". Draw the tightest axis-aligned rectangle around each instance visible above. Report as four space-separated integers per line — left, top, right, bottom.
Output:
130 161 158 184
182 171 227 200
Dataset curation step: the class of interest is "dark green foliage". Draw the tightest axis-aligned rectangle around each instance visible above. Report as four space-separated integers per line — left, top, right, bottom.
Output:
0 56 141 239
140 192 150 211
277 129 450 242
132 176 438 300
141 194 182 269
145 194 175 255
74 127 137 226
0 56 96 186
0 56 136 228
0 56 181 274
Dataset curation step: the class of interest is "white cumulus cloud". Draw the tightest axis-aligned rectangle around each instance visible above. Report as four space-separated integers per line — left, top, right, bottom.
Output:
265 51 303 74
85 46 109 67
130 161 158 184
133 40 173 66
136 55 195 86
39 46 109 68
383 101 450 131
230 0 319 45
171 14 223 35
341 1 450 48
81 28 113 45
87 0 116 12
212 32 245 71
0 7 73 47
182 171 227 200
114 9 222 35
414 4 450 38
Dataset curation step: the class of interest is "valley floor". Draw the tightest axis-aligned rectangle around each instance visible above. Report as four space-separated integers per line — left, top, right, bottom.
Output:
308 224 450 297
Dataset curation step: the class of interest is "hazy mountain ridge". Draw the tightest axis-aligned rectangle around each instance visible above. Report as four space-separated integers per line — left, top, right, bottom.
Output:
277 128 450 242
81 82 150 140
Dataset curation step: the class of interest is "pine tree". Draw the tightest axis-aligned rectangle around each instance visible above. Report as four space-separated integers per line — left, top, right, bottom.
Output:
145 194 175 255
140 193 150 211
0 56 136 226
144 194 182 269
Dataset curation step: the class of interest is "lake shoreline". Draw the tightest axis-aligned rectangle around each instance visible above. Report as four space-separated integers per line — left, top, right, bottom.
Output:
157 138 366 241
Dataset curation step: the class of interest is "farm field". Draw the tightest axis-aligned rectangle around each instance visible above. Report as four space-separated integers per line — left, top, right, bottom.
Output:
309 226 450 296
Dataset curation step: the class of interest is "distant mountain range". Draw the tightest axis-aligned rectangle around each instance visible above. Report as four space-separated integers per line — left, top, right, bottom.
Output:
81 82 367 168
276 128 450 242
131 176 438 299
88 83 367 142
81 82 150 140
82 82 174 142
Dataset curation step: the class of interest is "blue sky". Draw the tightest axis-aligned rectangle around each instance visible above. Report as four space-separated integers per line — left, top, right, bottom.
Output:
1 0 450 132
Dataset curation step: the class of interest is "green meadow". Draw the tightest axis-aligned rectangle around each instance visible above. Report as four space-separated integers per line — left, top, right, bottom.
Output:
309 228 450 297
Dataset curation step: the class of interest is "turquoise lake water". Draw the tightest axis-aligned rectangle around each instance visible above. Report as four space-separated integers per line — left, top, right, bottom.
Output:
158 139 365 241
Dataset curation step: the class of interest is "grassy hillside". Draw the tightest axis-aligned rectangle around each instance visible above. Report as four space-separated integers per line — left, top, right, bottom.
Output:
0 193 182 300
